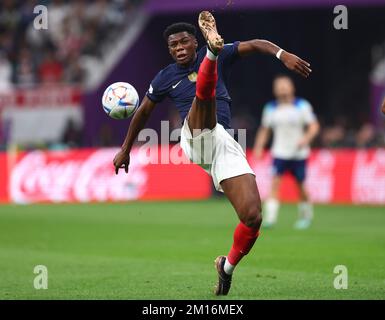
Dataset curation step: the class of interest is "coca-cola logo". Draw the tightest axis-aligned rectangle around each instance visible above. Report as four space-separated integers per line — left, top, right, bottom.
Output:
306 150 335 203
10 149 148 203
352 149 385 204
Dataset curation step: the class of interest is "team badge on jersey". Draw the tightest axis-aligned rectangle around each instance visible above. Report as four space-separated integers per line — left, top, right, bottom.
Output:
188 72 198 82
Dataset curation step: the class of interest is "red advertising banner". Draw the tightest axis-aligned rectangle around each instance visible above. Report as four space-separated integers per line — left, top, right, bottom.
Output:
0 152 7 203
247 148 385 204
0 147 385 204
0 86 82 110
0 147 211 203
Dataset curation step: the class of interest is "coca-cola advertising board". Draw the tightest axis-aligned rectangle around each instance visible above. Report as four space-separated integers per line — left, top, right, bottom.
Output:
0 147 211 203
0 147 385 204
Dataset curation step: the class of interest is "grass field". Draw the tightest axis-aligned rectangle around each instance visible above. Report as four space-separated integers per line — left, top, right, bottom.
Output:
0 199 384 300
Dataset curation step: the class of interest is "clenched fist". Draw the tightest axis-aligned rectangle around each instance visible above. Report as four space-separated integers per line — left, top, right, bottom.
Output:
113 149 130 174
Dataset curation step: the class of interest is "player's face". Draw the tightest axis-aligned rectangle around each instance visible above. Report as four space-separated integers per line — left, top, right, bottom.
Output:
167 32 198 66
273 77 295 101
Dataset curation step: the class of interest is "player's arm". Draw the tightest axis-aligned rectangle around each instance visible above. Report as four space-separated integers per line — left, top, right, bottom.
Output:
298 120 320 148
238 39 312 78
253 126 271 159
113 96 157 174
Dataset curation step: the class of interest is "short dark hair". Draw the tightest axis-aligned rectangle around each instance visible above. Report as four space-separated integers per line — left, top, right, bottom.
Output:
163 22 197 41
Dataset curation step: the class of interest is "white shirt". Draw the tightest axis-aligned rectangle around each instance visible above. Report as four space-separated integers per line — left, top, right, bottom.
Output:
261 98 316 160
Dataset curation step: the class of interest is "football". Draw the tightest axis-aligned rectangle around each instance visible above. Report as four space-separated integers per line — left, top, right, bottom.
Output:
102 82 139 119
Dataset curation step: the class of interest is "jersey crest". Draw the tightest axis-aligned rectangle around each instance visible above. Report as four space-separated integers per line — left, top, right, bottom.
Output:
188 72 198 82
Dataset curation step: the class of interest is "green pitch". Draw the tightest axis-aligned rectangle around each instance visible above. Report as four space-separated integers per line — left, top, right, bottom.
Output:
0 199 384 299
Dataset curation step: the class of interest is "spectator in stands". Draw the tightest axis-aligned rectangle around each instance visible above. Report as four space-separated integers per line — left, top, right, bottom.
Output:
38 49 63 84
81 21 101 57
0 51 13 91
62 119 83 148
320 124 347 148
47 0 70 49
355 123 378 148
14 47 36 87
0 0 21 31
0 29 14 59
64 51 86 85
57 16 84 61
19 0 37 31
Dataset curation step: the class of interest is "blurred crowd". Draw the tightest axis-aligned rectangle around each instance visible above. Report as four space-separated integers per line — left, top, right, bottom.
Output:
229 112 385 150
0 0 142 89
316 119 384 149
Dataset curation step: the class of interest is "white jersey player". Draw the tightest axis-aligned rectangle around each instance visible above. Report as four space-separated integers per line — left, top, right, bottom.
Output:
253 75 320 229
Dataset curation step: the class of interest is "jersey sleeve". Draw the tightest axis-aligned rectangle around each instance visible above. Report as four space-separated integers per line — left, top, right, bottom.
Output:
299 99 317 124
145 70 168 103
261 103 274 128
220 41 241 65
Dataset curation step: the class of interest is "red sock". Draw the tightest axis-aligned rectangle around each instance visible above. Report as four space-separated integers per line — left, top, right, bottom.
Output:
227 222 260 266
196 55 217 100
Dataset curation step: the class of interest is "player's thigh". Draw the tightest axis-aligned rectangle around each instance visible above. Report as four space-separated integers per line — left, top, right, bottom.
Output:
292 160 308 198
220 174 262 221
187 97 217 132
272 158 287 177
291 159 306 183
271 159 285 194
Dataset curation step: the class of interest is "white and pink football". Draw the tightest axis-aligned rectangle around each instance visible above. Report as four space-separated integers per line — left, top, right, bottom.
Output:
102 82 139 120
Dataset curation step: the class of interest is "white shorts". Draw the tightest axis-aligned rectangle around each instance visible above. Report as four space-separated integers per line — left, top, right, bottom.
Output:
180 118 255 192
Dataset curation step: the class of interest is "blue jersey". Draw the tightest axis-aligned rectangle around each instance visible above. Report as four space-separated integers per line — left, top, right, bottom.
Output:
146 42 241 129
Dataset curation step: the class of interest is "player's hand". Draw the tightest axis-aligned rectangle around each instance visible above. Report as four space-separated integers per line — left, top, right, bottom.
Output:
281 51 312 78
297 137 309 149
381 98 385 115
113 149 130 174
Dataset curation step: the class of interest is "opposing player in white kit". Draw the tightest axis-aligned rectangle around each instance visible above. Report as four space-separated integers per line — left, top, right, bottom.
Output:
254 75 319 229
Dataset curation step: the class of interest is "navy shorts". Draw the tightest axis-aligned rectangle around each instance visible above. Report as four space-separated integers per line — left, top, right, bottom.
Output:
272 158 307 182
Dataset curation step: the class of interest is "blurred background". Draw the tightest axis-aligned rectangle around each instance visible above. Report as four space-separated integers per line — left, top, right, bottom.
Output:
0 0 385 204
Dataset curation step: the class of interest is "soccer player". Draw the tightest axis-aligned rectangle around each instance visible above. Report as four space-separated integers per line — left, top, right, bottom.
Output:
253 75 319 230
113 11 311 295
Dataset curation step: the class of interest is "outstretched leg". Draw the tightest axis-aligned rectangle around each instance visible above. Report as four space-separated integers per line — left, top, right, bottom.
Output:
188 11 262 296
187 11 224 135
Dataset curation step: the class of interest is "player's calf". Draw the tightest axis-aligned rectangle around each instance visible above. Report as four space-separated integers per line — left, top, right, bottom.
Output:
196 53 218 100
223 206 262 277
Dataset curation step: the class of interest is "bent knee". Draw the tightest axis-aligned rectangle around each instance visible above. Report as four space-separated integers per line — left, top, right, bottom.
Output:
241 204 262 229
